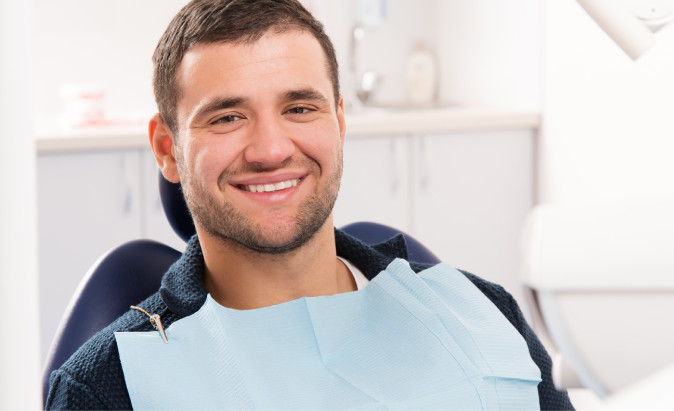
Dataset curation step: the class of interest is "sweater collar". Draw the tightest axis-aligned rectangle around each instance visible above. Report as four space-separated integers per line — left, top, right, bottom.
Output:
159 228 410 317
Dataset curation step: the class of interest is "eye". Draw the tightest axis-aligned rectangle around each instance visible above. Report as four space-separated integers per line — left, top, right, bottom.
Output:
286 106 312 115
206 112 246 134
212 114 242 124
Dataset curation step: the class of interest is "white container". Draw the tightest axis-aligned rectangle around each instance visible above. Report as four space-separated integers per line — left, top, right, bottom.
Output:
406 42 437 106
59 83 105 128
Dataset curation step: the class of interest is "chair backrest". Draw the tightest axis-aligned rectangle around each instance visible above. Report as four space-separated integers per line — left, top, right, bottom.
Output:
42 172 439 401
40 240 181 402
158 173 195 242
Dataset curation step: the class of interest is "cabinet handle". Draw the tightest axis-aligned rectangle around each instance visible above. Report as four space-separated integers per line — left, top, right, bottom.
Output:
120 155 134 215
418 135 433 193
389 138 405 196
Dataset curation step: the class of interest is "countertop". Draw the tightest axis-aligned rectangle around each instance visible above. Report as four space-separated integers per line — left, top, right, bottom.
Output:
35 106 540 153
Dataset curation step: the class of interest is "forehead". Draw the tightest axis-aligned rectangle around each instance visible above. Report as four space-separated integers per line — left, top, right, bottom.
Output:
176 30 332 105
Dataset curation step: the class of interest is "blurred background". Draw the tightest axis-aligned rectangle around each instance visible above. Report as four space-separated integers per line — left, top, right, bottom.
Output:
2 0 674 408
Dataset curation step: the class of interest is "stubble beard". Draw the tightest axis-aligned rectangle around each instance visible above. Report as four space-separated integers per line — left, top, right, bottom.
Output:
178 151 343 255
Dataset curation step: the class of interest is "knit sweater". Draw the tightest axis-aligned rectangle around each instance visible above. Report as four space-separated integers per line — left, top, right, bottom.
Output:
46 229 574 410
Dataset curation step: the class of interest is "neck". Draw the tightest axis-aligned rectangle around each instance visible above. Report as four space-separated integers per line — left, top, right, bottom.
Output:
198 218 355 310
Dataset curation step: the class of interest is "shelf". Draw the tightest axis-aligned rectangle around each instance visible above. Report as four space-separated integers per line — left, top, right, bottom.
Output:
34 106 540 153
346 106 540 136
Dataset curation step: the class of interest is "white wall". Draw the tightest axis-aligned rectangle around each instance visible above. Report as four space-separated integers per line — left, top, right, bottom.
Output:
347 0 439 105
31 0 353 123
33 0 189 124
31 0 439 119
32 0 542 122
540 0 674 204
332 0 541 110
433 0 541 110
1 1 41 408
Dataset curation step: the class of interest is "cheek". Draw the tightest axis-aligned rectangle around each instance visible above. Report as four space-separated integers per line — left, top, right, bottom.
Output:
187 142 240 186
296 125 343 166
298 140 338 175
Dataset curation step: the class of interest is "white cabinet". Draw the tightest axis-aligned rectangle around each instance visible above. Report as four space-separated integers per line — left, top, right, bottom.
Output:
37 150 143 360
36 148 184 361
334 129 534 304
412 130 534 303
334 135 411 233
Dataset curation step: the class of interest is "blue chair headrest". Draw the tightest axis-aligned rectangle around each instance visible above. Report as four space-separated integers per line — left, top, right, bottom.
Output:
158 172 196 242
340 221 440 264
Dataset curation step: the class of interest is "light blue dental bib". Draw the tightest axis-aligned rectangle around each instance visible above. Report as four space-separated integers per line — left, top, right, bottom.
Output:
115 259 541 410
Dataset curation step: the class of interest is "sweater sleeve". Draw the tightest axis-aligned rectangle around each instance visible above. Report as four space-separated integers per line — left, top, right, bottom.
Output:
461 270 575 411
45 369 106 410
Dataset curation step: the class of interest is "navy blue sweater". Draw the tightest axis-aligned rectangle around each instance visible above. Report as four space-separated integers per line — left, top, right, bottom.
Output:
46 229 573 410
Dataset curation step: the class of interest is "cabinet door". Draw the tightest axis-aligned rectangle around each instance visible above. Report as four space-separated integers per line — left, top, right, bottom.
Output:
333 135 411 233
37 150 142 361
411 130 534 302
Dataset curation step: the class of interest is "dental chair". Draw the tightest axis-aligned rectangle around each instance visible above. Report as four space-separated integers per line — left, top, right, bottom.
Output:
42 172 440 403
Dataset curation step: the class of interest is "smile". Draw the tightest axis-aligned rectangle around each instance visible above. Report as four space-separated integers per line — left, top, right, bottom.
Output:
238 178 300 193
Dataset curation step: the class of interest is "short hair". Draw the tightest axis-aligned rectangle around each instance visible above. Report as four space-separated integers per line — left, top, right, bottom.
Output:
152 0 340 135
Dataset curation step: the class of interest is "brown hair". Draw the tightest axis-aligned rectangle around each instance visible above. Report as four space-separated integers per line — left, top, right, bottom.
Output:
152 0 340 135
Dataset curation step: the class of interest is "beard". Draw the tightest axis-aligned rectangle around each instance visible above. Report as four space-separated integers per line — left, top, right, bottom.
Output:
177 151 342 255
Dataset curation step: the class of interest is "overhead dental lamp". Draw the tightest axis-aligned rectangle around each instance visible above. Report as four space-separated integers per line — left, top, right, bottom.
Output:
577 0 674 59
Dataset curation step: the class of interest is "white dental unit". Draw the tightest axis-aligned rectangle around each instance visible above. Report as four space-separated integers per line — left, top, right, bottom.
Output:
521 200 674 407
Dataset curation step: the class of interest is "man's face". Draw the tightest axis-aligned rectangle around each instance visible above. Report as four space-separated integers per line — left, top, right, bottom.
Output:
171 30 345 254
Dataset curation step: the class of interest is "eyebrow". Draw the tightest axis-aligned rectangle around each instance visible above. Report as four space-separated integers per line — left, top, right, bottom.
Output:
284 88 330 105
194 96 247 121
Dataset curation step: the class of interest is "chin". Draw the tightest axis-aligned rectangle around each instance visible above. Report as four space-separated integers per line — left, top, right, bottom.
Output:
255 224 323 254
233 233 314 255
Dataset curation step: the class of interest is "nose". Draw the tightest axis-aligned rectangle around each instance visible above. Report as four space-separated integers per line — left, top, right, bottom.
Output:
243 115 296 168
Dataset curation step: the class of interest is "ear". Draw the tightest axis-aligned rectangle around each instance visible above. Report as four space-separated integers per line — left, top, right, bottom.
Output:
336 95 346 145
148 113 180 183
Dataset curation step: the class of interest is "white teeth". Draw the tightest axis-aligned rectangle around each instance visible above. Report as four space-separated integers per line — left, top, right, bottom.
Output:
242 179 299 193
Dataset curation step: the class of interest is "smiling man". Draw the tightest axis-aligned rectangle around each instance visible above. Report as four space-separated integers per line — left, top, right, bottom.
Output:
46 1 573 410
153 30 351 310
